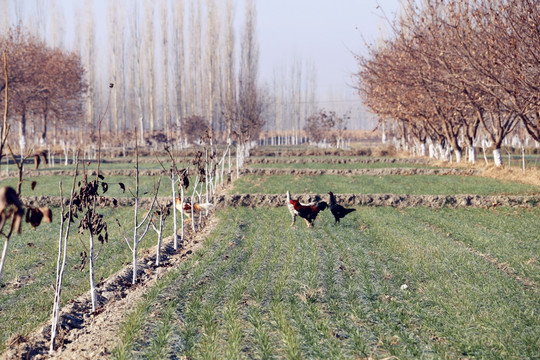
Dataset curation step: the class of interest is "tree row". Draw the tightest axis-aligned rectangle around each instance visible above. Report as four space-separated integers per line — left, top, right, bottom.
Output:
357 0 539 165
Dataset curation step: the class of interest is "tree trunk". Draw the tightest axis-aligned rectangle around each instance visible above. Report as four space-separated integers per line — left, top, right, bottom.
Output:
89 233 97 312
468 145 476 164
41 112 48 146
0 237 10 283
493 148 503 167
171 172 178 250
132 195 139 284
19 113 27 156
454 149 462 163
155 215 163 267
180 185 185 243
419 142 427 157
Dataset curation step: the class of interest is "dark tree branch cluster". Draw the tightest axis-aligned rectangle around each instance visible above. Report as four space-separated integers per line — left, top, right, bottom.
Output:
356 0 539 165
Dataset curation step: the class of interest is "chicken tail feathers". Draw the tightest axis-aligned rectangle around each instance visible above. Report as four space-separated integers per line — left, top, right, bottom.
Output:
193 202 213 212
317 201 328 211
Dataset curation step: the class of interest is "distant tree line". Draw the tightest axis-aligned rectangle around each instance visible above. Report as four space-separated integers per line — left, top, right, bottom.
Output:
0 0 377 152
356 0 539 165
0 0 264 150
0 26 85 153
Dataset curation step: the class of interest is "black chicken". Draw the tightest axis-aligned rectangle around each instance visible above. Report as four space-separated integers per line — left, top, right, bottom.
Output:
327 191 356 224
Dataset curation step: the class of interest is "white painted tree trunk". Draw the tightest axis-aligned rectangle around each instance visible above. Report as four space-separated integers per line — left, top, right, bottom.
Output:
493 148 503 166
132 197 139 284
63 142 69 166
171 172 178 250
0 238 10 283
180 185 185 243
454 149 462 163
419 142 427 157
18 128 26 157
428 143 436 158
522 145 526 173
468 146 476 164
153 214 164 267
50 182 74 354
89 233 97 312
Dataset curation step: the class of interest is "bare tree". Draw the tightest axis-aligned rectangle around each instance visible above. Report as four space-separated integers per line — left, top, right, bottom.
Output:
118 131 157 284
172 0 186 134
161 0 170 137
357 0 537 165
130 2 145 142
223 0 236 145
145 1 156 134
236 0 264 144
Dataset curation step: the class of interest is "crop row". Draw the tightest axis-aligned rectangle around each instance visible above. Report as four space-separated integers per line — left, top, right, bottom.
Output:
112 206 539 359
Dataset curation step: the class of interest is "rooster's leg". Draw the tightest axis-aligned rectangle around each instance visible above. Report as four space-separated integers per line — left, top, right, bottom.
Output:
304 218 311 227
290 215 296 227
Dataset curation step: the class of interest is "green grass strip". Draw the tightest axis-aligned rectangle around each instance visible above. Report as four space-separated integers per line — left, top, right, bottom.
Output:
231 174 539 196
248 162 437 170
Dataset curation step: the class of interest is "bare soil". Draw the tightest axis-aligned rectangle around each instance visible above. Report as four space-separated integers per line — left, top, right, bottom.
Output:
212 193 539 209
240 167 482 176
9 166 480 179
249 148 390 157
21 191 540 212
245 157 431 164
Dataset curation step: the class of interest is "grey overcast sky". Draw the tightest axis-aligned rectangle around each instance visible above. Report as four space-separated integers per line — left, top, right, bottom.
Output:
256 0 401 96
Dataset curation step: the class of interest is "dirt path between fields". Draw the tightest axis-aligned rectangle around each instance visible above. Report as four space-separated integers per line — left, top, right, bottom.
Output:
245 157 432 164
1 166 479 178
212 193 540 209
20 192 540 211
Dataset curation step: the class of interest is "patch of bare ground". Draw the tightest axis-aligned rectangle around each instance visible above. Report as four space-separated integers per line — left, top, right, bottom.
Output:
21 191 539 211
212 193 540 209
240 168 482 176
481 165 540 187
245 157 431 165
1 216 220 360
430 160 540 187
0 168 170 179
249 148 394 157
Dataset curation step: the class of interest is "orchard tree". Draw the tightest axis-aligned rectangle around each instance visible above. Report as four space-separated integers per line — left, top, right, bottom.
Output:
357 0 539 166
0 26 85 151
184 115 210 145
304 109 349 147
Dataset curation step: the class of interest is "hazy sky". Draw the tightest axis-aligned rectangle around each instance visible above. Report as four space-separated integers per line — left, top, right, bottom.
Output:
4 0 402 103
256 0 401 97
